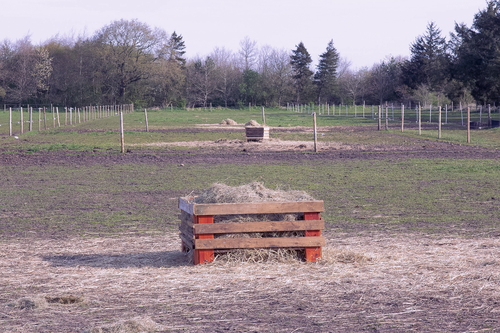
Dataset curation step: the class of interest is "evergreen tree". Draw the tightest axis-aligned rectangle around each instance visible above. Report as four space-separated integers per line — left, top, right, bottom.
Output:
169 31 186 67
314 40 339 103
402 22 450 91
290 42 313 104
452 1 500 103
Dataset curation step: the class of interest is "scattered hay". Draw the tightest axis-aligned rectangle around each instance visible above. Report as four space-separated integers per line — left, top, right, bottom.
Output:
322 248 373 264
220 118 238 125
45 295 84 304
9 296 48 310
245 120 260 126
85 316 163 333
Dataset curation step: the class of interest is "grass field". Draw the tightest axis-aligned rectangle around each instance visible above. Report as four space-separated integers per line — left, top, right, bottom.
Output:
1 106 500 332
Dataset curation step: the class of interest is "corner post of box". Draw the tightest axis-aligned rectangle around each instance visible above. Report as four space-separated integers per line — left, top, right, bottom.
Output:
194 214 214 264
304 211 322 262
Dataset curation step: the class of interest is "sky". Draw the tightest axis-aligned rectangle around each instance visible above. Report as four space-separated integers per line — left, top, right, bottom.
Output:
1 0 488 69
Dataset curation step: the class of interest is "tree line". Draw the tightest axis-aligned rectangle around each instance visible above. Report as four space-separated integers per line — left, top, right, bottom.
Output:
1 1 499 109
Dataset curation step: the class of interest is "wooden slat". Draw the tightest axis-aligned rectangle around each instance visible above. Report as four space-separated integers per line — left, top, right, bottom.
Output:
193 219 324 234
179 222 193 238
179 233 194 250
195 236 325 249
178 197 194 215
179 199 324 215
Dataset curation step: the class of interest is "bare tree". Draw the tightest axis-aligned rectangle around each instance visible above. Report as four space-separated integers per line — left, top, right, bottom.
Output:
211 47 240 108
239 36 258 71
186 56 217 107
268 48 293 107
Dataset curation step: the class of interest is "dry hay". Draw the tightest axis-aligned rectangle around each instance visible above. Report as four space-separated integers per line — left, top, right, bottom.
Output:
1 234 500 331
245 119 260 126
8 296 48 310
219 118 238 125
193 181 314 204
85 316 163 333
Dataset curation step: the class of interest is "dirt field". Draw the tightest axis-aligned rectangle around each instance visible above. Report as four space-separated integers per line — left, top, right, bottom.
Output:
1 127 500 332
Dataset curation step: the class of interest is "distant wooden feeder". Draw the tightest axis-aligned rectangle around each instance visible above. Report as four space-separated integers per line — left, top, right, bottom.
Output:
245 126 269 142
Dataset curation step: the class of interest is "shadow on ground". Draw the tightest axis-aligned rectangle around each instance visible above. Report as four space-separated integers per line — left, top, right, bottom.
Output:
42 250 191 268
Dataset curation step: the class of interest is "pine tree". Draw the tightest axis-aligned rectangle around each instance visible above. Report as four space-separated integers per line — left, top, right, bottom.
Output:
290 42 313 104
452 1 500 103
314 40 339 103
169 31 186 67
402 22 450 91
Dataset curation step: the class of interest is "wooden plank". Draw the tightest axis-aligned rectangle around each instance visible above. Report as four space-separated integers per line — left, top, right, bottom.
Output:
195 236 325 249
182 200 324 216
194 219 324 234
179 222 194 238
179 233 194 250
178 197 194 215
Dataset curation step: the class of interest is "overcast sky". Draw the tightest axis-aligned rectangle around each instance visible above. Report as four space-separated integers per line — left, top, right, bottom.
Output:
2 0 487 69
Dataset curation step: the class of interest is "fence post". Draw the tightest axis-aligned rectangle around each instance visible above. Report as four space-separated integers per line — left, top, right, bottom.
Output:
43 107 47 130
29 107 32 132
120 112 125 153
378 105 381 131
385 106 388 130
9 107 12 136
313 112 317 153
418 104 421 135
56 107 60 127
467 107 470 143
20 107 23 134
401 104 404 133
438 106 442 139
144 109 149 132
488 104 491 128
262 106 265 125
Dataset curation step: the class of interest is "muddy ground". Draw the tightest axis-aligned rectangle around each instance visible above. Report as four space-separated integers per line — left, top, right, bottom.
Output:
1 127 500 332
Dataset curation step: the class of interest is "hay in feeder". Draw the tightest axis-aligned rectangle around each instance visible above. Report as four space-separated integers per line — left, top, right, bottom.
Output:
184 182 317 262
194 182 314 204
245 120 261 127
220 118 238 125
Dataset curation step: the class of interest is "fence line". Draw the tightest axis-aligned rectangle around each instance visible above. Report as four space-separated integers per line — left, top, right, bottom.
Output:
1 104 134 136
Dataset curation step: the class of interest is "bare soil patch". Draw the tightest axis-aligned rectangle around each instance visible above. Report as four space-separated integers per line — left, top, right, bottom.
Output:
1 233 499 332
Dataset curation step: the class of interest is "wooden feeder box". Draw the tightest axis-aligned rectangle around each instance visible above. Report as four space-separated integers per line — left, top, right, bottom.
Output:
245 126 269 141
178 197 325 265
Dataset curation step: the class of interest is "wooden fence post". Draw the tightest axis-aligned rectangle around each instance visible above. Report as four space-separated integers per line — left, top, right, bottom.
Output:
52 106 55 128
385 106 388 130
29 107 32 132
401 104 404 132
378 105 381 131
262 106 265 125
467 107 470 143
38 108 41 130
418 104 421 135
488 104 491 128
56 107 60 127
43 107 47 130
9 107 12 136
20 107 23 134
438 106 442 139
65 107 67 125
313 112 317 153
120 111 125 153
144 109 149 132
